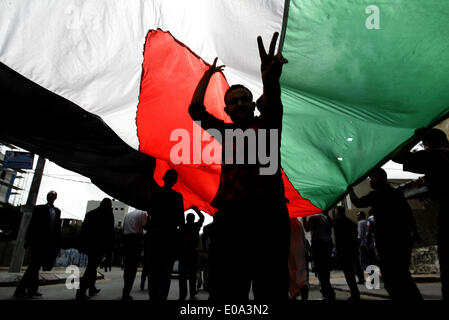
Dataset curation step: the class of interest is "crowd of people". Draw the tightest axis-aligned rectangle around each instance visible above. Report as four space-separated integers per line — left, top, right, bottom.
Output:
11 32 448 301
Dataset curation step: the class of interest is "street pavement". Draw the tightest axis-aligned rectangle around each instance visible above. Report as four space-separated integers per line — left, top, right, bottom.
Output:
0 267 442 301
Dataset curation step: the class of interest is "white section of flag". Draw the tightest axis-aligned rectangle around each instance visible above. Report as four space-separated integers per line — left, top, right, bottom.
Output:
0 0 285 150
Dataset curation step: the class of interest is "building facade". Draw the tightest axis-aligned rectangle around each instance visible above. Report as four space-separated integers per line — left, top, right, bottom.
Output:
0 144 30 206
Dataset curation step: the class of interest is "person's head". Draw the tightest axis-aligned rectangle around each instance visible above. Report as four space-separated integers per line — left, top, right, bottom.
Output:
186 212 195 224
100 198 112 210
47 191 57 205
369 167 388 190
224 85 256 123
368 209 374 217
422 128 449 149
163 169 178 188
356 211 366 221
335 206 345 218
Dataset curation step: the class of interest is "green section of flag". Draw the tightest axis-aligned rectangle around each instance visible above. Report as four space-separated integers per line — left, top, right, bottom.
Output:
280 0 449 210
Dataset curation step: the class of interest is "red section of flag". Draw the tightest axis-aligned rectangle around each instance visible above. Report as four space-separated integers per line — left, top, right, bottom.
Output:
137 29 320 217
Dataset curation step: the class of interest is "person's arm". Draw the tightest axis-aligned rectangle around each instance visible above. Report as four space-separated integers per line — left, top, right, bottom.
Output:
391 128 428 164
189 58 226 133
191 58 224 107
256 32 288 124
348 187 372 208
191 206 205 227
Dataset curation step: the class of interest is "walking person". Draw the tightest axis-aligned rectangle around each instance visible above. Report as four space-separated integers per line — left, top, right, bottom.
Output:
14 191 61 299
76 198 115 300
348 168 422 300
393 128 449 300
121 209 147 300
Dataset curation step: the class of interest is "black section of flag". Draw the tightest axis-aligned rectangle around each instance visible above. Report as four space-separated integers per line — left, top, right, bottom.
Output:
0 62 156 210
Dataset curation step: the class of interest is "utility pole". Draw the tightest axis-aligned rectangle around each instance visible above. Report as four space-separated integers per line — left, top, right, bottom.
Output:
9 156 46 273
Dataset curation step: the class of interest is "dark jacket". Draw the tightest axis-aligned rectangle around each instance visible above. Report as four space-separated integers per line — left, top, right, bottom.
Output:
25 204 62 270
334 216 359 256
25 204 61 251
79 206 115 255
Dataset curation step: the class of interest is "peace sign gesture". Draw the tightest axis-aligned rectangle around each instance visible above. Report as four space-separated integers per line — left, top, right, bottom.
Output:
257 32 288 82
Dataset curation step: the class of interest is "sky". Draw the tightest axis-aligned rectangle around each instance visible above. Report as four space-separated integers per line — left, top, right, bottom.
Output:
8 156 421 221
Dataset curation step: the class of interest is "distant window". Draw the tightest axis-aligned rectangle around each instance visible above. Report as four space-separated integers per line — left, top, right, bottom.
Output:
120 208 124 210
115 208 118 210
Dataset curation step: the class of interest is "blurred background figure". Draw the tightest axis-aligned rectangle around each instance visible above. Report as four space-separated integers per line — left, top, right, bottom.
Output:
178 206 204 300
121 209 147 300
357 211 369 270
304 211 335 300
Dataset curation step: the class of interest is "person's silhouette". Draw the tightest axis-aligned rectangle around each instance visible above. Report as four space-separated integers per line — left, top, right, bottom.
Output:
189 32 290 301
14 191 61 299
146 169 185 301
349 168 422 300
76 198 114 300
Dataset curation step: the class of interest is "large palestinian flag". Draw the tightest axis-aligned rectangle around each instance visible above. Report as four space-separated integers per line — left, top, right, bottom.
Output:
1 1 449 217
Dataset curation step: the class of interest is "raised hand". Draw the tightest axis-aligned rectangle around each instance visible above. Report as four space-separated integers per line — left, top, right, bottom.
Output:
257 32 288 82
191 57 225 106
207 57 225 75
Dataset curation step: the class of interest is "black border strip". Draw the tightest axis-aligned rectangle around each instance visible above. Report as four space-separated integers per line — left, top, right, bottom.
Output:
278 0 291 53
